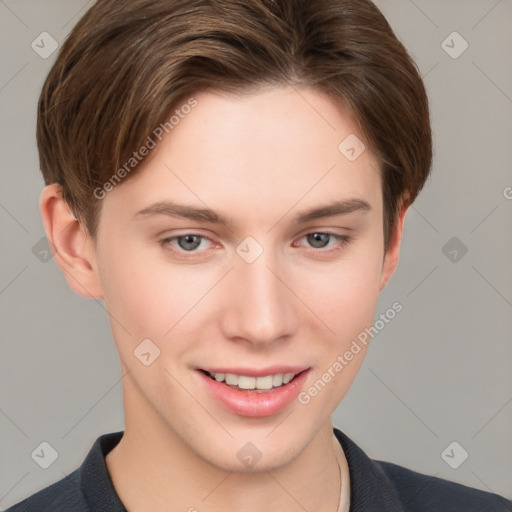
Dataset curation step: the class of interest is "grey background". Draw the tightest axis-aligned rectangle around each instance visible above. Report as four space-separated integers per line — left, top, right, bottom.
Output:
1 0 511 508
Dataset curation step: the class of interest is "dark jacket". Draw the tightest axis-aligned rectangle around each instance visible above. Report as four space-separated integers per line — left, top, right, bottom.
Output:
6 428 512 511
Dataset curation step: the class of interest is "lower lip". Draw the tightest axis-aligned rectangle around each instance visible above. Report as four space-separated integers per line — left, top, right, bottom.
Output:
197 369 311 418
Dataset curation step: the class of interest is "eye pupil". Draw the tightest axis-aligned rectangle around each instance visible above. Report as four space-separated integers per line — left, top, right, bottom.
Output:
307 233 329 249
164 231 347 257
178 235 202 251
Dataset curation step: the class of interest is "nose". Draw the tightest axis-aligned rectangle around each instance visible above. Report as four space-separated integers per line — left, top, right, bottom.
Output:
219 245 297 347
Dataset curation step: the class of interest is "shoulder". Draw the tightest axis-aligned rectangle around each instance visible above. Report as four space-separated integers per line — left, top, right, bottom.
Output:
4 431 124 512
4 469 89 512
333 427 512 512
375 458 512 512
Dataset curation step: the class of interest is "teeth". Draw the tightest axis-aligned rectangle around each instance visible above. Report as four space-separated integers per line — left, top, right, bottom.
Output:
208 371 297 390
238 376 256 389
272 374 283 387
282 373 294 384
225 373 238 385
256 375 273 390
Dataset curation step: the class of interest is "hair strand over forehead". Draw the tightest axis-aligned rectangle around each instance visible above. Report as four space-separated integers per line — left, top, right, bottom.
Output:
37 0 432 252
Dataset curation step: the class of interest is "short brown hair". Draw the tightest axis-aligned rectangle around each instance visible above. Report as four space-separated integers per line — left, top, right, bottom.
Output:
37 0 432 252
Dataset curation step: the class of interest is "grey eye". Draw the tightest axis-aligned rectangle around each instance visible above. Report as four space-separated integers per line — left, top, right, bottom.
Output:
306 233 331 249
175 235 204 251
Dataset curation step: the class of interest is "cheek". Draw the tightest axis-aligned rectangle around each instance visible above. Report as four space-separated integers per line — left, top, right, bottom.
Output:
95 238 184 340
97 221 383 352
295 252 382 411
300 242 384 340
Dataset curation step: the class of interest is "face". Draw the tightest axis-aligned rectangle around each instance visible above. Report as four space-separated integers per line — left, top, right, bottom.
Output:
86 86 402 471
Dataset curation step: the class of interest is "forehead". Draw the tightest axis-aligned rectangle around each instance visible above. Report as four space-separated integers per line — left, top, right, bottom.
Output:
101 85 382 227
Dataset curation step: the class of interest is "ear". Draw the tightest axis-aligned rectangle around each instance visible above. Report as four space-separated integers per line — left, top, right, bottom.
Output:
378 194 410 292
39 183 103 299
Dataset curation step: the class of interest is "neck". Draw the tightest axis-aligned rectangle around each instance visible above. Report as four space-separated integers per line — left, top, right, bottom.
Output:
106 377 349 512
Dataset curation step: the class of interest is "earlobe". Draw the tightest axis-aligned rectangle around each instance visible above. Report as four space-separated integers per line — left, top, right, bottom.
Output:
39 184 103 299
378 197 410 292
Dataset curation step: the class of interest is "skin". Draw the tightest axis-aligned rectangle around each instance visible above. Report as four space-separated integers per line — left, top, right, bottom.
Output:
40 85 409 512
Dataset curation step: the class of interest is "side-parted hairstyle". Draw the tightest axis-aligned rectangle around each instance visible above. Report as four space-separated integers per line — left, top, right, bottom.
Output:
37 0 432 252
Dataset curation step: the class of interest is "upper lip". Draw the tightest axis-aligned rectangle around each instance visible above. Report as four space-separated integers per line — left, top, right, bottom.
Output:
198 366 310 377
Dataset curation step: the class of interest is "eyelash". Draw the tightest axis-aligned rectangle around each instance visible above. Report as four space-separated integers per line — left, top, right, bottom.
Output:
159 232 352 258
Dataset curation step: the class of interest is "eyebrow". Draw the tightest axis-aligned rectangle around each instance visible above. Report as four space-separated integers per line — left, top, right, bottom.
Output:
134 198 371 226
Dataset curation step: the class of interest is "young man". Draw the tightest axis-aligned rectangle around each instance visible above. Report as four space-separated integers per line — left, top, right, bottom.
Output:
7 0 512 511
